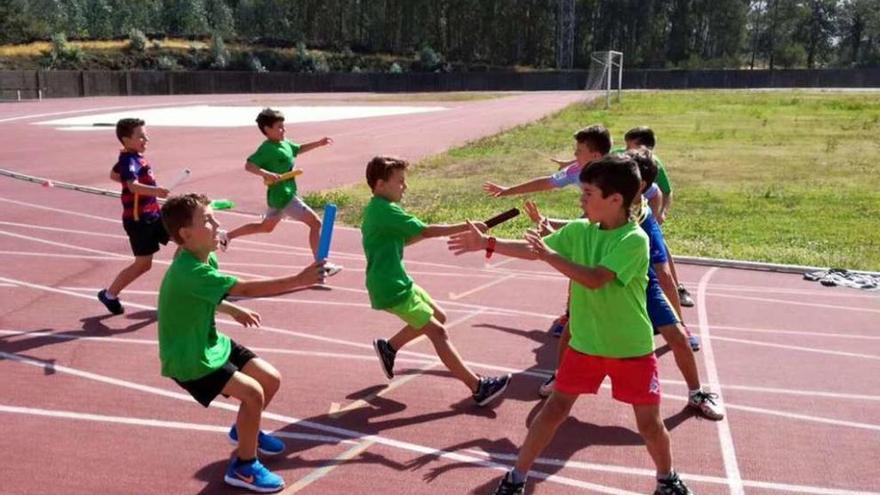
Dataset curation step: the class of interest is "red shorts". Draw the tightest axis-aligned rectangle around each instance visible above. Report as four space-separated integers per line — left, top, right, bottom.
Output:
554 347 661 405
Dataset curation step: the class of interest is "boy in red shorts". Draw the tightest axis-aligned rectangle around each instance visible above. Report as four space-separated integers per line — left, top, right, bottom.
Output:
449 155 693 495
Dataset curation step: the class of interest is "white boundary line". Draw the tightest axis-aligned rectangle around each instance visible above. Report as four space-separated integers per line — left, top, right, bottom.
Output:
6 328 880 404
0 350 642 495
710 336 880 360
5 275 880 432
696 267 744 495
711 324 880 341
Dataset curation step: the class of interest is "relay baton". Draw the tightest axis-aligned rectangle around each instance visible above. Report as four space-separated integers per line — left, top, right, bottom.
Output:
166 168 191 190
264 169 303 186
484 207 520 229
316 203 337 261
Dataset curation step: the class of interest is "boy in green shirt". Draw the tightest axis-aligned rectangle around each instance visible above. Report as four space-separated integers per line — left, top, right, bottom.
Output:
220 108 342 276
362 156 511 406
158 193 325 493
449 156 694 495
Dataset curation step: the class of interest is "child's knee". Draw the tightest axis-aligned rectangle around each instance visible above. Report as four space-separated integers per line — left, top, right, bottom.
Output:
133 257 153 272
423 322 448 340
543 393 575 419
636 414 665 439
240 383 266 409
662 325 688 349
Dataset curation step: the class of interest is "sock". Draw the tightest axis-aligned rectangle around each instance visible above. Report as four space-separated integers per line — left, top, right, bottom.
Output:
657 470 676 482
688 389 701 398
104 290 118 300
510 469 527 484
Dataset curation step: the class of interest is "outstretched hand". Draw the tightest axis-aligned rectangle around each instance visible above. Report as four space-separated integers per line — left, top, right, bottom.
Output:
482 182 507 198
524 200 554 236
447 221 486 255
550 157 576 170
318 136 334 146
524 228 554 259
297 259 327 286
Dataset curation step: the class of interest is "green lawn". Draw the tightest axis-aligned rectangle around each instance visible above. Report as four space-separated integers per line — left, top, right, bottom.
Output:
305 90 880 271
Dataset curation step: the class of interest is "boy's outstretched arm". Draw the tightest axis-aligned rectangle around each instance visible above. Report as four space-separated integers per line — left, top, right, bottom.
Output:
447 222 538 260
299 137 333 154
483 176 555 198
524 231 616 289
228 260 326 298
407 221 488 245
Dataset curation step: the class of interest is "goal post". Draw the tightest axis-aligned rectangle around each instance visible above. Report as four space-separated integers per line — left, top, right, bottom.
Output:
585 50 623 108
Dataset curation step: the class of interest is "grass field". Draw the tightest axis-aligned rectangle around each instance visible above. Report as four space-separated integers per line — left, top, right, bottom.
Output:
305 90 880 271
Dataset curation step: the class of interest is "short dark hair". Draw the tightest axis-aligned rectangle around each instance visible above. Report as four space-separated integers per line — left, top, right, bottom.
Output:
366 155 409 190
161 193 210 244
116 118 145 143
574 125 611 155
256 108 285 135
624 147 658 188
624 126 656 149
579 155 642 217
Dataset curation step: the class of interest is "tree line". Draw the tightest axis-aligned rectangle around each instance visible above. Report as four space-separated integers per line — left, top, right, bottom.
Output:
1 0 878 69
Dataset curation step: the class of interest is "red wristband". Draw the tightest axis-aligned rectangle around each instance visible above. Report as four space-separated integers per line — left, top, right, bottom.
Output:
485 236 497 259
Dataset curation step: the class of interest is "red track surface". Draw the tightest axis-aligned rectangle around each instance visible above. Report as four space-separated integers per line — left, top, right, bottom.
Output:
1 93 878 495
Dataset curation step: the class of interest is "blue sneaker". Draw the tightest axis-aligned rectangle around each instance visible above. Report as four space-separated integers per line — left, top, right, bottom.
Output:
224 457 284 493
228 425 286 456
549 314 568 338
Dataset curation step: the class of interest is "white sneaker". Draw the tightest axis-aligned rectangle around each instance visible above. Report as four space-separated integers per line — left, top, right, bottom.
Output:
218 230 230 252
537 373 556 398
688 390 724 420
323 262 343 277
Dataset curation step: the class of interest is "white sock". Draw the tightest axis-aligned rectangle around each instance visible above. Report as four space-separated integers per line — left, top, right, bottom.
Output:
105 290 118 300
688 389 701 398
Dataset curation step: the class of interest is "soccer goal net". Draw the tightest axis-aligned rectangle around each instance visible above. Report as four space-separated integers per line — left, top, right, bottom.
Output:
586 51 623 108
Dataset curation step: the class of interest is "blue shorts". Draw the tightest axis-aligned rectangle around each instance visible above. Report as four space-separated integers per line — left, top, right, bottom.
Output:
646 279 679 332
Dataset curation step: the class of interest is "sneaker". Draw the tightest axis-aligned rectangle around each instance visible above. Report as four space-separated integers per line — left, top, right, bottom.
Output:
473 374 512 406
537 372 556 398
97 289 124 315
654 471 692 495
678 284 695 307
323 262 343 277
688 390 724 420
373 339 396 379
492 471 525 495
687 333 701 352
228 425 286 456
549 314 568 337
224 457 284 493
218 230 230 252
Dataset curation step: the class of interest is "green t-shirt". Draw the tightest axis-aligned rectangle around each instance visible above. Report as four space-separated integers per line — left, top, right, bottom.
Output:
544 219 653 358
612 146 672 195
247 139 302 209
361 196 427 309
157 250 238 381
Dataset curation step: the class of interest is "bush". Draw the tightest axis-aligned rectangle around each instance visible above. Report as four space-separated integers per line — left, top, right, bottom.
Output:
45 32 84 69
389 62 402 73
156 55 181 71
128 28 147 52
248 54 267 72
417 46 442 71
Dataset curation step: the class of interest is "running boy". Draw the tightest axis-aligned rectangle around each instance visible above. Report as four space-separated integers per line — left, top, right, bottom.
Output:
528 149 723 420
363 156 511 406
483 125 612 336
219 108 342 276
97 118 170 315
158 193 325 493
620 126 694 308
449 156 694 495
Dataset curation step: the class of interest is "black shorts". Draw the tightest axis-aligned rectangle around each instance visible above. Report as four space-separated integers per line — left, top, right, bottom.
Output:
123 217 169 257
173 340 258 408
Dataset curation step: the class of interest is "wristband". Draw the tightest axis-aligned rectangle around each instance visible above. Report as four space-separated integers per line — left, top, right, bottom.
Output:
485 236 497 259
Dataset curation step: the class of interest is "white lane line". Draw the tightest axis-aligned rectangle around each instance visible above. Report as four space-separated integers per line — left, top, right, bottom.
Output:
712 324 880 341
0 350 641 495
710 335 880 360
6 328 880 404
697 267 744 495
0 404 356 446
448 273 518 300
709 292 880 314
